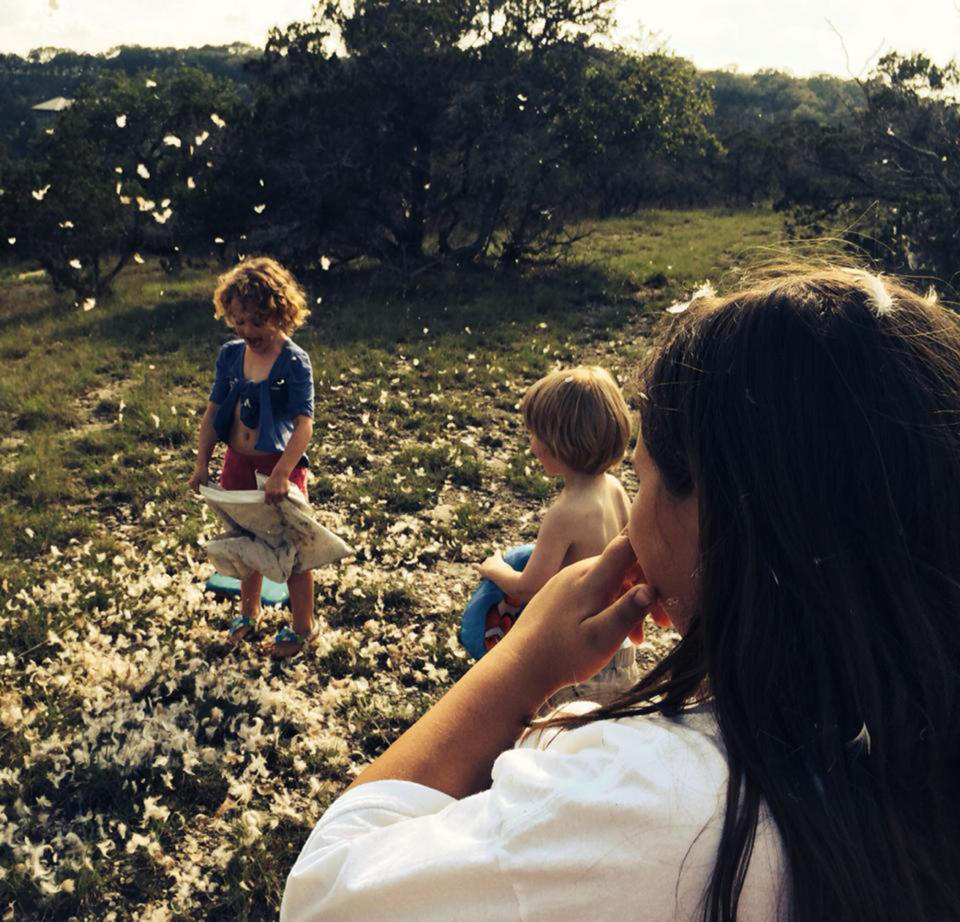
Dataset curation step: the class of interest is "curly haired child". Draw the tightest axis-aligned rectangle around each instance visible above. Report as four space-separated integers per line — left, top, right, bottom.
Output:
188 257 316 658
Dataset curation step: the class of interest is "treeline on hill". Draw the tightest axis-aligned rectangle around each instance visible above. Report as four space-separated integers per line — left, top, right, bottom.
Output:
0 0 957 298
0 43 259 157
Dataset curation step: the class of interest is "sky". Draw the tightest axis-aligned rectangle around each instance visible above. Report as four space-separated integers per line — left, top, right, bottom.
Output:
1 0 957 78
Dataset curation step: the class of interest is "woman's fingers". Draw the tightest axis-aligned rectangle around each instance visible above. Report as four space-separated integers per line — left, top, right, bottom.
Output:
590 543 673 631
541 582 656 686
619 560 646 593
577 533 639 601
495 533 662 691
575 535 651 614
649 605 673 629
586 582 656 655
593 532 638 578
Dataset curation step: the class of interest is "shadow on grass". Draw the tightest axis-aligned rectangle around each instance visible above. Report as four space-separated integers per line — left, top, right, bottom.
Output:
297 258 651 351
4 259 642 358
83 293 221 357
0 285 77 332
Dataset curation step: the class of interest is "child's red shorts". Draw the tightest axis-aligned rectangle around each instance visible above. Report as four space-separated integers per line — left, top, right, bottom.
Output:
220 447 309 500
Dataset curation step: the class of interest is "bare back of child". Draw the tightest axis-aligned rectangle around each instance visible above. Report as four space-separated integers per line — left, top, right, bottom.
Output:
473 367 634 697
483 461 629 603
548 469 630 567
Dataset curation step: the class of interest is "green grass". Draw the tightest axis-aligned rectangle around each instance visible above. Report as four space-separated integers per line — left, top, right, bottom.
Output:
569 207 784 291
0 206 787 918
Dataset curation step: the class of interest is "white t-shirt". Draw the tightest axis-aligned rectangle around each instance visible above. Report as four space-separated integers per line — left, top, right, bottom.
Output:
281 705 786 921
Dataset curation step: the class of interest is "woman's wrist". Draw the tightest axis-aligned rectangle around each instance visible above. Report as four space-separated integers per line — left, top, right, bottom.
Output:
347 638 549 797
487 638 558 710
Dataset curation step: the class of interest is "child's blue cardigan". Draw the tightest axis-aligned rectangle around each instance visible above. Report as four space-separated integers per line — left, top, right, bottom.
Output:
209 338 314 458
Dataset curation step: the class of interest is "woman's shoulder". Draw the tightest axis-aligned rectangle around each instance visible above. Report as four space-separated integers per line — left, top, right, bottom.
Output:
513 703 726 793
483 707 783 919
288 707 783 921
492 705 730 838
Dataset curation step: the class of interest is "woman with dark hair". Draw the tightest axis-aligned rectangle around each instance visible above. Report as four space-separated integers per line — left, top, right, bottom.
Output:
282 267 960 921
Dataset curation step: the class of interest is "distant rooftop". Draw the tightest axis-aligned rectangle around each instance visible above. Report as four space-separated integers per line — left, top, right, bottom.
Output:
32 97 74 112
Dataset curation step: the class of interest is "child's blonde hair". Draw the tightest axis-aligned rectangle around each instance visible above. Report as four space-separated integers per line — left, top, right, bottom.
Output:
213 256 310 334
521 365 631 475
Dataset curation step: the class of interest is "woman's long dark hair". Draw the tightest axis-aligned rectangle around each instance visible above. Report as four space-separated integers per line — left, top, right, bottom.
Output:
552 269 960 920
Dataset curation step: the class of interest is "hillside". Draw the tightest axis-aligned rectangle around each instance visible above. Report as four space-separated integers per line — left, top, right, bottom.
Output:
0 208 783 918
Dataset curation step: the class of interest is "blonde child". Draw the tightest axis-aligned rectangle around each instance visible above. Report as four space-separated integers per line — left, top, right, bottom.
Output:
188 257 316 659
473 365 636 694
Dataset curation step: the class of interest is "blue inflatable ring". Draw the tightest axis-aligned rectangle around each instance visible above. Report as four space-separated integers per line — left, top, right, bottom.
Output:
459 544 534 660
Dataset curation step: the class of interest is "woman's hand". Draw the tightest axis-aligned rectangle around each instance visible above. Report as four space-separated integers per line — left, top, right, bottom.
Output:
492 534 659 697
345 533 664 798
263 469 290 505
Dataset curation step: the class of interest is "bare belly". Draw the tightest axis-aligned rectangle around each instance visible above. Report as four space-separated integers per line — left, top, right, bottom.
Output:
228 409 273 456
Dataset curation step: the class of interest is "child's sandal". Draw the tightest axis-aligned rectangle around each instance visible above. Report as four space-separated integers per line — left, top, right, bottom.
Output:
270 626 312 659
227 614 257 644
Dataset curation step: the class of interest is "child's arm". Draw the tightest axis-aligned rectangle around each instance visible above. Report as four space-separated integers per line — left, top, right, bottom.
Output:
188 402 219 492
263 414 313 504
473 504 572 602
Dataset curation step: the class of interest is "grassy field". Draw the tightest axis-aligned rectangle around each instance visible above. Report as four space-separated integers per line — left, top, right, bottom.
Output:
0 207 784 920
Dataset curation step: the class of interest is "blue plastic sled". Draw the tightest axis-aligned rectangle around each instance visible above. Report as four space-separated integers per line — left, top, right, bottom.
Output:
459 544 534 660
205 572 290 607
